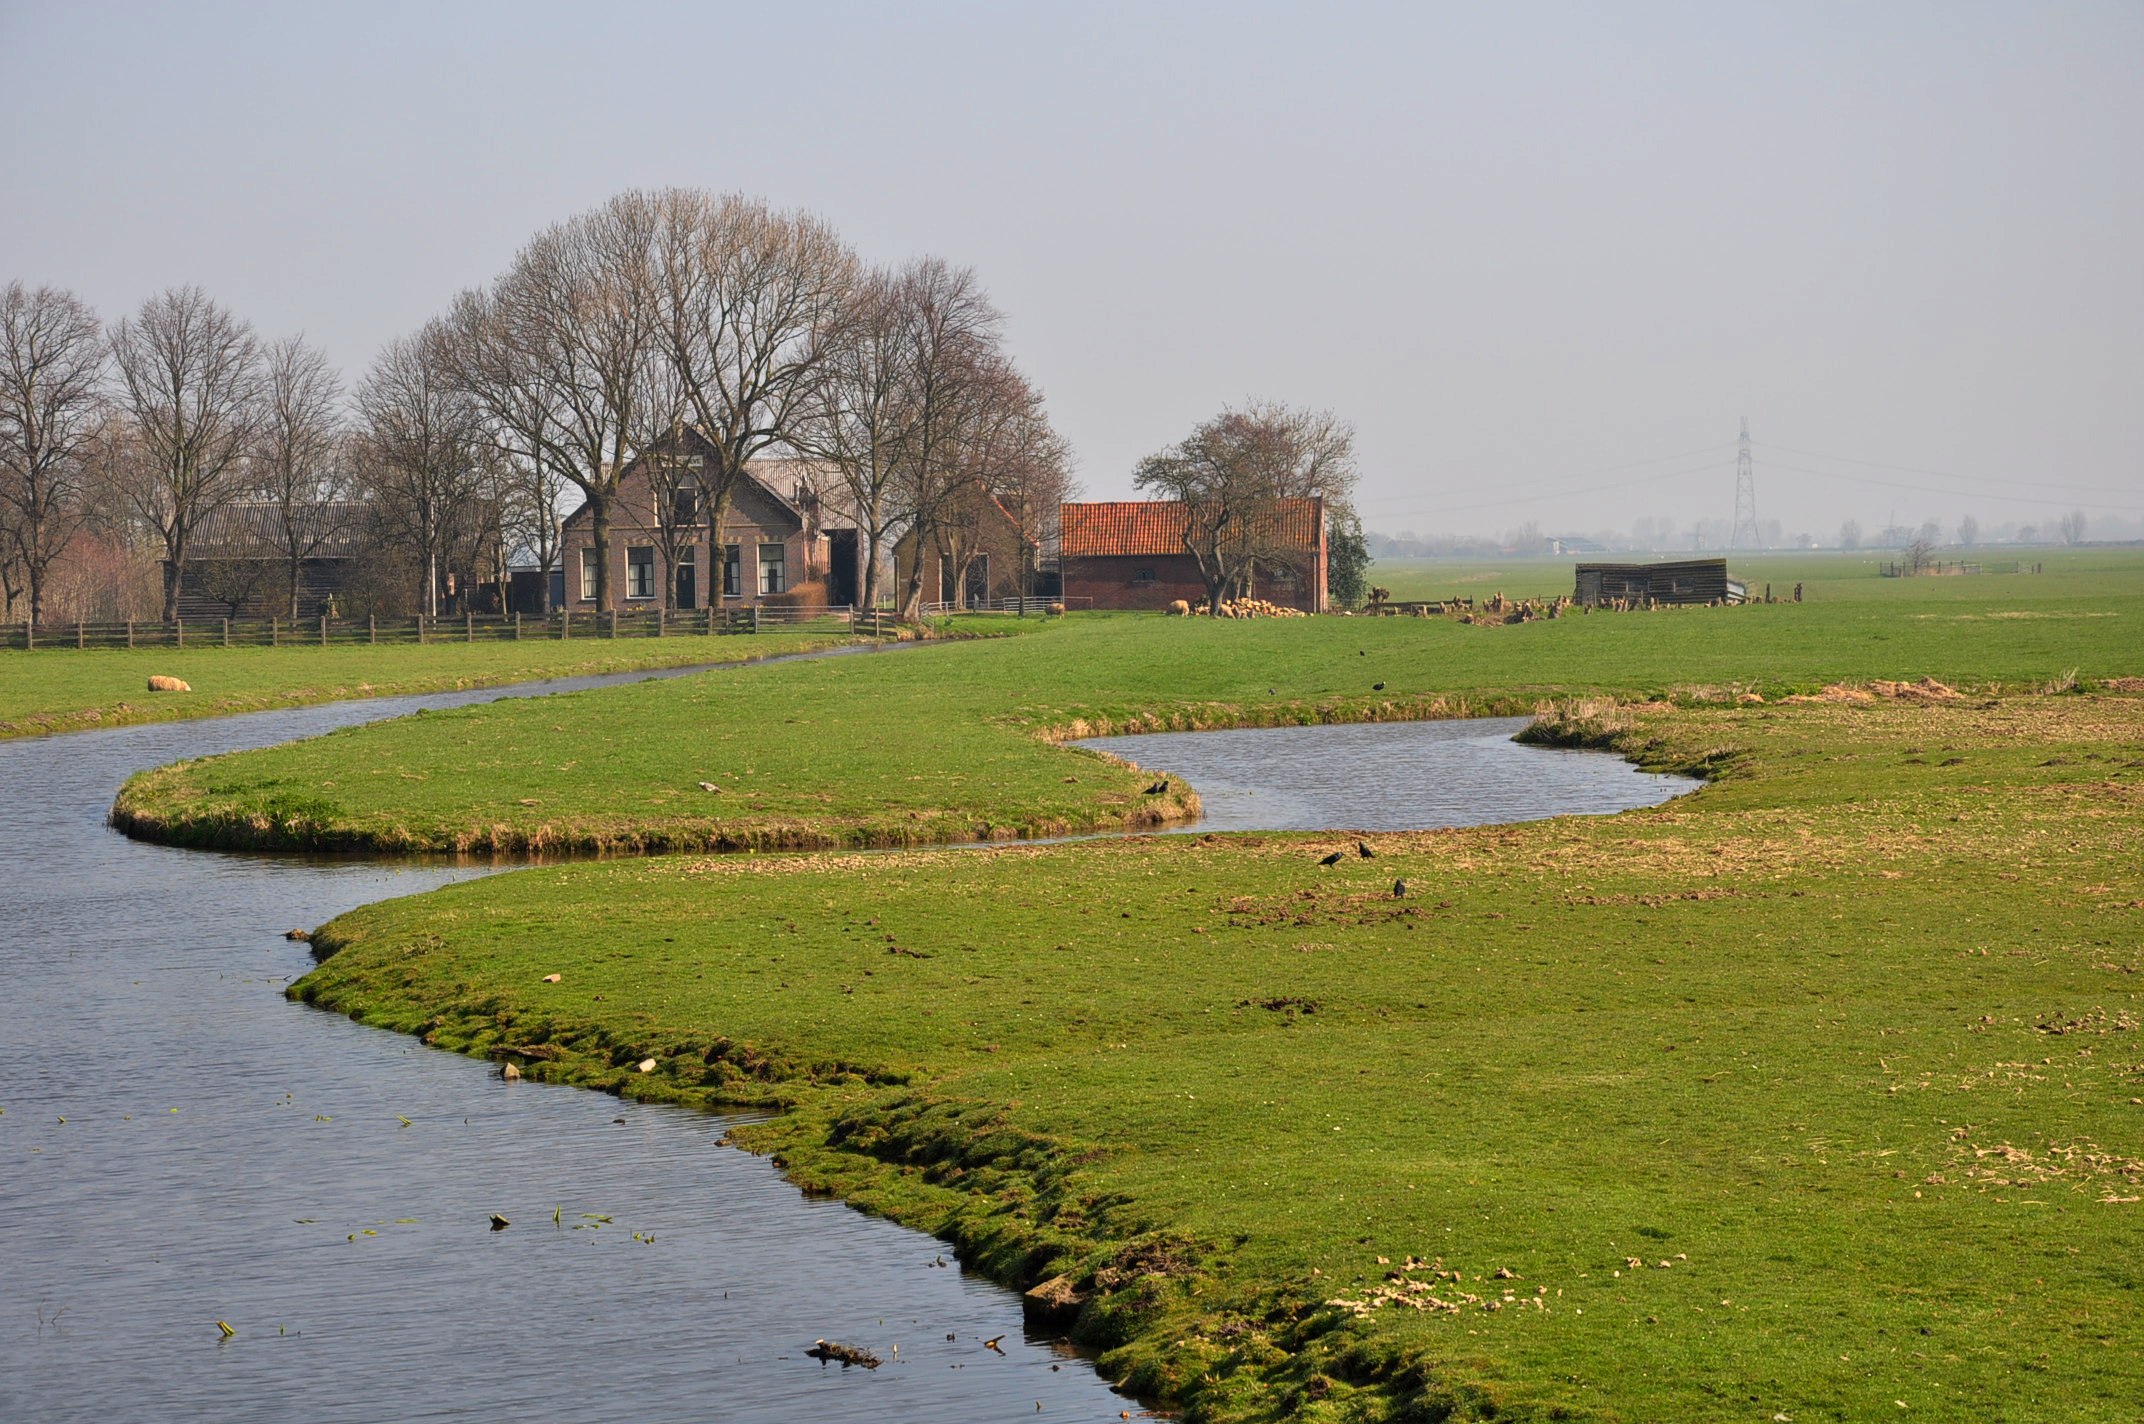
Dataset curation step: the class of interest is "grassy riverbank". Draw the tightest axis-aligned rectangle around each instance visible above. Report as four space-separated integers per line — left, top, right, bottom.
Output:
111 561 2140 854
298 690 2144 1421
0 628 867 740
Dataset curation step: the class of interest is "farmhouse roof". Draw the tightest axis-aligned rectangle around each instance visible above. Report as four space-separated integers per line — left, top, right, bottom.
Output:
191 502 368 559
1059 498 1322 558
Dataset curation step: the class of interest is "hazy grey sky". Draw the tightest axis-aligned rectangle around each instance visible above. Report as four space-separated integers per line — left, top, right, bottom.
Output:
4 1 2140 540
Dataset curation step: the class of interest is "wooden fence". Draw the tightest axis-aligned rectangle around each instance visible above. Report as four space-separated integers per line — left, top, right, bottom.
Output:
5 605 899 651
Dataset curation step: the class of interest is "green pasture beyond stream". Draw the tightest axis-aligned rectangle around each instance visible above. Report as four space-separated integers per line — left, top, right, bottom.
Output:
114 552 2144 1420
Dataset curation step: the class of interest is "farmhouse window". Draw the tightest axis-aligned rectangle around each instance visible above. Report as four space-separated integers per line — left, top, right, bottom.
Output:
758 543 786 595
579 547 598 602
1132 567 1157 585
626 546 655 600
671 481 700 527
723 544 740 598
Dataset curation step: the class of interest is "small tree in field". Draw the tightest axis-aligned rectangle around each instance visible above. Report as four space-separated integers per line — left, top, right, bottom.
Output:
1132 401 1356 615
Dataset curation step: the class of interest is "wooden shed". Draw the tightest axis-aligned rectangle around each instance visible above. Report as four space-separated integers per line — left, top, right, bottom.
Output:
1574 558 1746 607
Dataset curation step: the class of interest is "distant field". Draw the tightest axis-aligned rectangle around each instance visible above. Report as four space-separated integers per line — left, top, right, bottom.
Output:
1366 544 2139 605
113 564 2144 855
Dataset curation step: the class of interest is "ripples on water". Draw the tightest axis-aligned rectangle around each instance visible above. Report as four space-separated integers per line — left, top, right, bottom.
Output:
0 667 1686 1422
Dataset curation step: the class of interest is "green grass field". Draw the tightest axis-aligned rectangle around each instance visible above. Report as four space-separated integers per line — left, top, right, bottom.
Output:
0 628 864 740
111 550 2144 1420
1365 545 2130 606
115 550 2141 855
299 691 2144 1421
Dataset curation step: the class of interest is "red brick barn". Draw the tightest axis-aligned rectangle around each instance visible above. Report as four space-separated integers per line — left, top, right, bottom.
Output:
1058 498 1327 612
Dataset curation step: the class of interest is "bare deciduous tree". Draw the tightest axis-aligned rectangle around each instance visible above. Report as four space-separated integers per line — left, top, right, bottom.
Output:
253 335 348 618
1132 401 1356 614
356 323 484 615
651 190 855 599
885 261 1005 617
107 287 262 623
799 265 917 610
1956 513 1978 548
438 288 573 613
0 283 108 625
489 195 665 611
2057 509 2088 545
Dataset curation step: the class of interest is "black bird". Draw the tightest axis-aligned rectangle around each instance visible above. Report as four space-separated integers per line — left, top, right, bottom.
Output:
1393 878 1409 898
1318 850 1344 867
1143 778 1169 795
1358 649 1366 656
1357 840 1375 858
1373 682 1386 691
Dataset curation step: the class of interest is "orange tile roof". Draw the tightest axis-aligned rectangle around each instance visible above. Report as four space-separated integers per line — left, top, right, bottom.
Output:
1060 498 1321 558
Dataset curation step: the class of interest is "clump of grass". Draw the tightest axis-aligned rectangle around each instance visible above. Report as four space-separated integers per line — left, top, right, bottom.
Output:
1514 695 1637 749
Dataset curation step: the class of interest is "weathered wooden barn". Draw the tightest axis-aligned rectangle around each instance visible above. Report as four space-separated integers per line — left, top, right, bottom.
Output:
1573 558 1747 607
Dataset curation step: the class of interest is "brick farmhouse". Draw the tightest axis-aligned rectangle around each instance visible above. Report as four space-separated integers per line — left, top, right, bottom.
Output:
556 429 872 611
1058 498 1327 612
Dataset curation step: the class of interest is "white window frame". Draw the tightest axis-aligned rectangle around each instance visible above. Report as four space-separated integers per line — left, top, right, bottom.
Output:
758 542 786 596
579 547 598 602
626 546 656 600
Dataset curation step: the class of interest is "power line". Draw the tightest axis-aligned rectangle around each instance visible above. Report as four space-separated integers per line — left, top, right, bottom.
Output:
1366 458 1733 517
1758 457 2144 514
1754 441 2139 498
1358 440 1737 508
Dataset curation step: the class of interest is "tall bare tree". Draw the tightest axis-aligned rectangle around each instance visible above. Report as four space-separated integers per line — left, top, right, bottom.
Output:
0 283 107 626
489 195 664 611
799 265 916 609
356 323 483 616
886 260 1004 617
1132 401 1357 614
437 288 572 613
106 287 261 623
650 190 855 591
251 334 348 618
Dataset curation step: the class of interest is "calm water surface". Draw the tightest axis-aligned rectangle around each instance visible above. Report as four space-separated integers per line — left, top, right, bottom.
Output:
1 664 1686 1422
1079 716 1686 832
0 657 1135 1423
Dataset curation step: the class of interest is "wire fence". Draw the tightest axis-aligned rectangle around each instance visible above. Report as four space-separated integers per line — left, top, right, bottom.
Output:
4 604 902 651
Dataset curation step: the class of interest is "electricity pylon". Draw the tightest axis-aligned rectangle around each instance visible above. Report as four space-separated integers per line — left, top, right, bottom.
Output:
1729 417 1760 550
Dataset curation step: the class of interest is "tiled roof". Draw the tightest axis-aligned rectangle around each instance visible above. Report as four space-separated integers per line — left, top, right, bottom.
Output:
1059 499 1321 558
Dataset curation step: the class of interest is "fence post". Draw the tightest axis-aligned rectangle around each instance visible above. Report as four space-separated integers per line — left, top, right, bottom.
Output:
368 614 376 645
21 620 30 651
222 617 230 647
752 605 760 634
561 607 570 640
417 614 425 644
465 611 474 643
321 614 329 647
175 617 184 649
271 617 279 647
513 611 521 641
77 618 85 650
655 607 664 637
126 619 133 650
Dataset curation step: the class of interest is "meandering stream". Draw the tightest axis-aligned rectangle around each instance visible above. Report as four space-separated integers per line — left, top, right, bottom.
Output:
0 656 1685 1421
